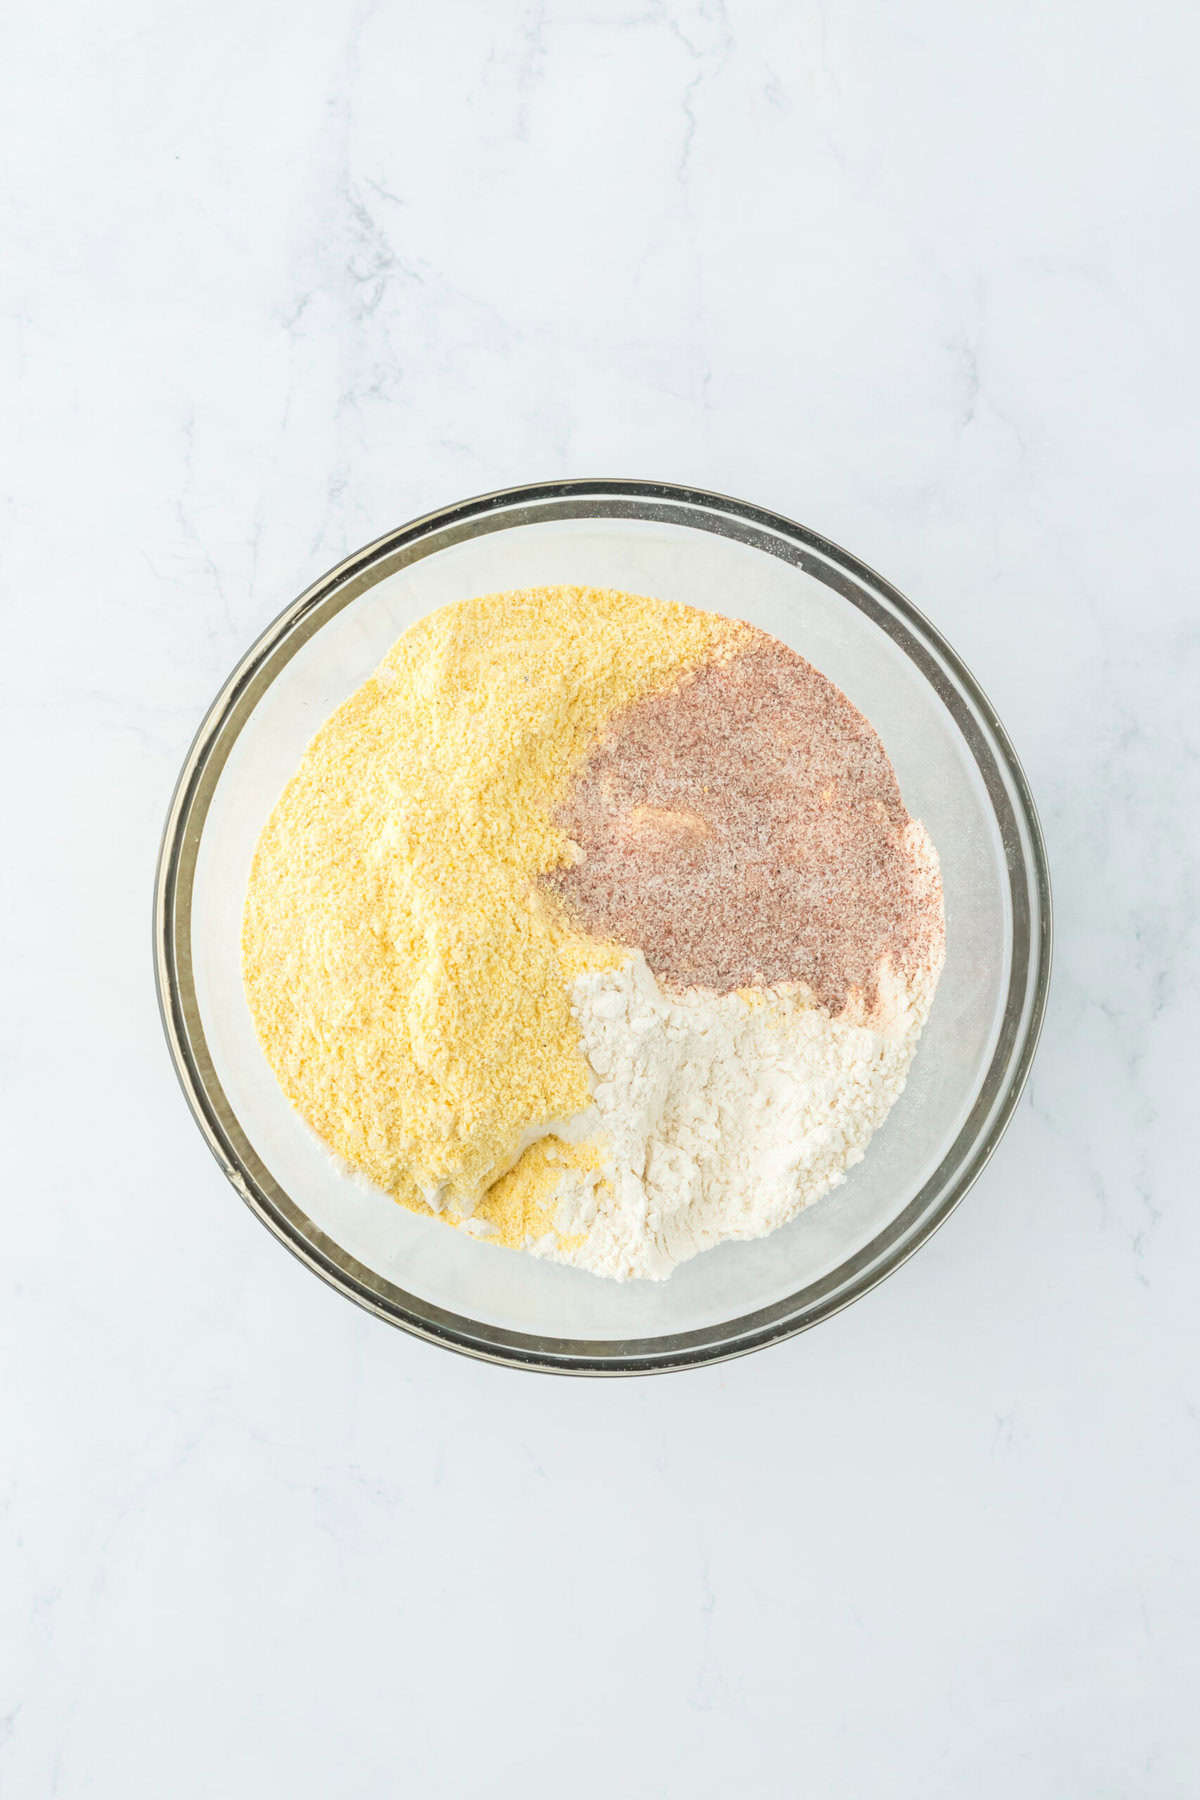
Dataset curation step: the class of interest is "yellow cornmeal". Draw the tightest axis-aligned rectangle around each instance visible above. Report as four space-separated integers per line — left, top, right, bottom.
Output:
242 585 745 1242
473 1136 601 1253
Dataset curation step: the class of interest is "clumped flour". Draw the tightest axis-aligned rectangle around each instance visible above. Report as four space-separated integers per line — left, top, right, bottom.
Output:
244 586 944 1282
554 946 940 1280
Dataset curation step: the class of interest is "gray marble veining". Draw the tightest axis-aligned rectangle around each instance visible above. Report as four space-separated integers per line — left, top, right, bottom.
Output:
2 1 1197 1794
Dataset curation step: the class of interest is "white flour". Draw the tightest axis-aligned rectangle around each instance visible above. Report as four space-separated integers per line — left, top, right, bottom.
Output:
534 949 940 1281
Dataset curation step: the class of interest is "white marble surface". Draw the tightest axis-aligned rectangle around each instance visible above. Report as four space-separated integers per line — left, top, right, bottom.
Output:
3 2 1198 1793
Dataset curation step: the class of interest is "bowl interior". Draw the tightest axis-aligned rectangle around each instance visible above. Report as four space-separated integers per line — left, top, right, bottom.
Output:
183 504 1020 1350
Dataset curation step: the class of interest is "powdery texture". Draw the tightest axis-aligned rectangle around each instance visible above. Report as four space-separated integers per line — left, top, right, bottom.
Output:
242 586 744 1215
537 931 942 1282
545 633 943 1015
243 584 946 1281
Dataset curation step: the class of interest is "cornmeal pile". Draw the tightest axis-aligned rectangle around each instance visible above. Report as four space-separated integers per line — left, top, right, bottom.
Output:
243 586 945 1280
244 588 746 1242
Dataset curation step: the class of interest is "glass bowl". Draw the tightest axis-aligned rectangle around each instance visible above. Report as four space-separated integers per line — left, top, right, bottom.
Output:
154 480 1051 1374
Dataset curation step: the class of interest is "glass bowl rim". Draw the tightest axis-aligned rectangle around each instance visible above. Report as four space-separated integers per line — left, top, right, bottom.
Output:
153 477 1052 1376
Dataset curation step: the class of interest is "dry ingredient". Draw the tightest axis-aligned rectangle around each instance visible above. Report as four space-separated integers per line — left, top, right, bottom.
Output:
545 636 941 1015
557 946 940 1279
243 585 944 1281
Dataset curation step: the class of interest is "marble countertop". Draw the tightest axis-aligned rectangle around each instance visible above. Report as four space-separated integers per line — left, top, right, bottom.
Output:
4 2 1198 1794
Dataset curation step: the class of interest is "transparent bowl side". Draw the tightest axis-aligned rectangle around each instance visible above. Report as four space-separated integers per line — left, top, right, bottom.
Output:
157 485 1050 1372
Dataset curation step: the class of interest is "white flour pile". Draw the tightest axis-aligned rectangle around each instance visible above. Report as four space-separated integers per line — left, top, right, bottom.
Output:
526 941 941 1281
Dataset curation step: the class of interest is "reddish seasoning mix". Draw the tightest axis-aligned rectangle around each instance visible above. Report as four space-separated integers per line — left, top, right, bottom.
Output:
544 632 942 1016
